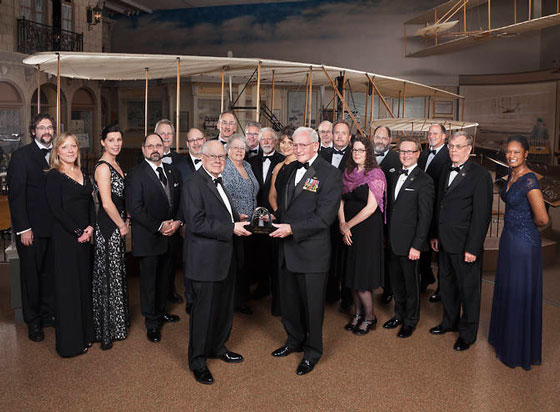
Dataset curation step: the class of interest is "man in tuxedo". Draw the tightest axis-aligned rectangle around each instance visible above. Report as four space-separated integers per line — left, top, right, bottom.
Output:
373 125 401 304
248 127 285 304
320 119 351 169
429 131 492 351
183 140 252 385
185 128 206 173
270 127 342 376
155 119 191 306
418 124 450 301
125 133 183 343
383 138 434 338
215 111 237 144
244 121 261 159
317 120 333 152
7 113 56 342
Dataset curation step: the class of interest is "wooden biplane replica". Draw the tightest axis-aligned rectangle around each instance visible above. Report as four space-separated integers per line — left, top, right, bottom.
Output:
404 0 560 57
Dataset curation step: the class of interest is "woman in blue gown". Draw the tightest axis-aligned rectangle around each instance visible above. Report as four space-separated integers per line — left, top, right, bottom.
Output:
488 135 549 370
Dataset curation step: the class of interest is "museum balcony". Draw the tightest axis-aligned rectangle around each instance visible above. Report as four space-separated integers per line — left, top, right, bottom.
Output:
17 18 83 55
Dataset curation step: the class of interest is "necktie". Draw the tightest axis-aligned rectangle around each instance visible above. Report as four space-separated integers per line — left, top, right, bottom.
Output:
449 166 461 173
156 167 167 186
213 177 223 186
296 161 309 170
262 155 273 162
194 158 201 164
41 148 51 157
399 169 409 176
375 152 384 157
333 149 345 156
429 149 437 155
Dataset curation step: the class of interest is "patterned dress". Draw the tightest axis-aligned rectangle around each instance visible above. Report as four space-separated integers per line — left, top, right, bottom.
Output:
92 161 129 347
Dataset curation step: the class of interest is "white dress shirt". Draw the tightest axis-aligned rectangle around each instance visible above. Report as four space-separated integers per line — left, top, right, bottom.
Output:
395 164 417 200
262 151 275 181
190 154 203 170
295 154 318 186
425 144 444 171
447 163 465 186
203 167 234 223
331 146 348 168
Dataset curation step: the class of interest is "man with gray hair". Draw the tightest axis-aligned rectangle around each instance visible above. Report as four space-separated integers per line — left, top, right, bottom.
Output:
244 121 261 159
317 120 333 152
154 119 190 183
269 126 342 375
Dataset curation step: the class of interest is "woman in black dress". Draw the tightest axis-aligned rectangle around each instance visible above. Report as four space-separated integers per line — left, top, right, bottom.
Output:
338 136 386 335
92 124 129 350
45 132 95 357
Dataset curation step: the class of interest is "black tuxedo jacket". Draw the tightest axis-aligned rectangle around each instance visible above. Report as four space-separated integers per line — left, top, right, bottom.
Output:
7 142 53 237
319 146 351 171
418 145 450 191
137 150 191 183
387 167 434 256
275 156 342 273
433 159 493 256
182 168 240 282
378 149 401 185
125 161 182 257
248 151 285 210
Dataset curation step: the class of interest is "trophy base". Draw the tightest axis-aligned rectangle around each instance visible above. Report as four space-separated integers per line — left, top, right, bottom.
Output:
247 225 275 235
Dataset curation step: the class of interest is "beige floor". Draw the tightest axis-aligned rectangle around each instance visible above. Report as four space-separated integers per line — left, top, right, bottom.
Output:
0 249 559 412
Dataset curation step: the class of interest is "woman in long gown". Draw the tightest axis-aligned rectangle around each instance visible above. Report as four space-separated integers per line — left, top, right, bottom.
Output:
92 124 130 350
488 135 549 370
268 127 296 212
338 136 386 335
45 132 95 357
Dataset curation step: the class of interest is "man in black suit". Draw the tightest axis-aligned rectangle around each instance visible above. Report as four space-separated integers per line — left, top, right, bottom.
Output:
418 124 451 302
383 138 434 338
429 131 493 351
125 133 183 343
248 127 285 305
185 128 206 173
270 127 342 376
7 113 56 342
317 120 333 152
244 121 261 159
319 119 352 310
373 125 401 304
183 140 252 385
215 111 237 145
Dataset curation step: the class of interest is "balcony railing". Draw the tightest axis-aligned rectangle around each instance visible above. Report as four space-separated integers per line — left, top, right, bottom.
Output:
17 18 83 54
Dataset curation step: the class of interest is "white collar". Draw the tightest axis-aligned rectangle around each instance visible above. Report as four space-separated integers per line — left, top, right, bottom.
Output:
145 158 163 172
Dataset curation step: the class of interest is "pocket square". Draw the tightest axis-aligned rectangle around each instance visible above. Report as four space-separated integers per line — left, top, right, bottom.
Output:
404 188 415 191
174 182 180 187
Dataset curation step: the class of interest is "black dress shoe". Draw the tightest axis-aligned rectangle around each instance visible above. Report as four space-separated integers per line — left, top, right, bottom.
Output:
381 293 393 304
296 359 315 375
162 313 180 323
235 305 253 315
429 292 441 302
41 315 56 328
147 328 161 342
28 327 44 342
218 351 244 363
168 292 184 304
344 314 362 331
382 317 402 329
193 367 214 385
271 346 302 357
353 318 377 336
397 325 414 338
429 324 458 335
101 342 113 351
453 337 471 351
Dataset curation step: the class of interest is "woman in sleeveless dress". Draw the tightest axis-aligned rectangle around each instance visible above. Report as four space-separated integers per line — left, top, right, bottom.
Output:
92 124 130 350
488 135 549 370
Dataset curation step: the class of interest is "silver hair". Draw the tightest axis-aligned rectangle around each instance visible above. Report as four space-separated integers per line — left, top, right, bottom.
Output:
293 126 319 143
226 134 247 151
318 120 332 132
154 119 175 135
258 127 278 141
202 139 226 155
244 121 262 133
450 131 473 146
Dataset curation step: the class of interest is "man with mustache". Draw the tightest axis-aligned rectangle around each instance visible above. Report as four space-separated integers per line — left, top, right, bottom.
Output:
8 113 57 342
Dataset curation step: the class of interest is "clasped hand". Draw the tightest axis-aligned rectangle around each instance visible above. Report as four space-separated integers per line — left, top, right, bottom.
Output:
159 220 182 236
77 226 94 243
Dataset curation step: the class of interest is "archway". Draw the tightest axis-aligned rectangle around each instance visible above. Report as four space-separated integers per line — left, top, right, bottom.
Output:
71 87 96 150
0 81 25 170
31 84 67 133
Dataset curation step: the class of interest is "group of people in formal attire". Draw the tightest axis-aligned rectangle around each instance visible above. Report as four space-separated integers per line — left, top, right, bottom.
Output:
7 111 548 384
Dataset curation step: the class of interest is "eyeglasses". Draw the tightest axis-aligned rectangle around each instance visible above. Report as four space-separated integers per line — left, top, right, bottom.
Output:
292 142 315 149
144 143 163 150
187 137 204 143
203 153 226 161
447 143 471 151
36 125 54 131
398 150 419 155
351 148 366 154
318 130 331 134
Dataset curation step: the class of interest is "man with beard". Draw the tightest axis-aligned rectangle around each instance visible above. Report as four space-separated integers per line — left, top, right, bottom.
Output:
244 122 261 159
373 125 401 305
215 111 237 145
185 128 206 173
8 113 56 342
317 120 333 152
125 133 183 342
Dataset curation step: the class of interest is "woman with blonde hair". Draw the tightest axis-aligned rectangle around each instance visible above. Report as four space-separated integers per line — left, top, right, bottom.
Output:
46 132 95 357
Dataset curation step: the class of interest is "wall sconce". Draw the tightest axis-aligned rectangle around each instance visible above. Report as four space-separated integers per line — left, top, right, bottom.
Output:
87 2 103 31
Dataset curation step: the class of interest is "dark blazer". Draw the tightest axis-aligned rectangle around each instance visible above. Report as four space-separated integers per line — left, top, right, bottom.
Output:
7 142 53 237
319 146 351 171
248 151 285 210
182 168 240 282
275 155 342 273
418 145 450 191
125 161 182 257
387 166 434 256
433 159 493 256
378 149 401 185
137 150 191 183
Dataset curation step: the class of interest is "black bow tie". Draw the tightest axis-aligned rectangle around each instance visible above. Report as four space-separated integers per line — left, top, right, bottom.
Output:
213 176 223 186
375 152 385 157
399 169 409 176
249 149 258 154
449 166 462 173
262 155 273 162
429 149 437 155
162 153 172 158
296 161 309 170
333 149 346 156
41 148 51 157
194 158 201 164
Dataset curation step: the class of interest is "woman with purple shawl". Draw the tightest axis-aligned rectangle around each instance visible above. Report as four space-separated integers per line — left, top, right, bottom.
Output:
338 136 387 335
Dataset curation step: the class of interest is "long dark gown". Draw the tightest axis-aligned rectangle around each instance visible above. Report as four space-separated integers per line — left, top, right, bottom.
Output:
488 172 542 370
342 184 384 290
45 169 95 358
92 161 129 347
